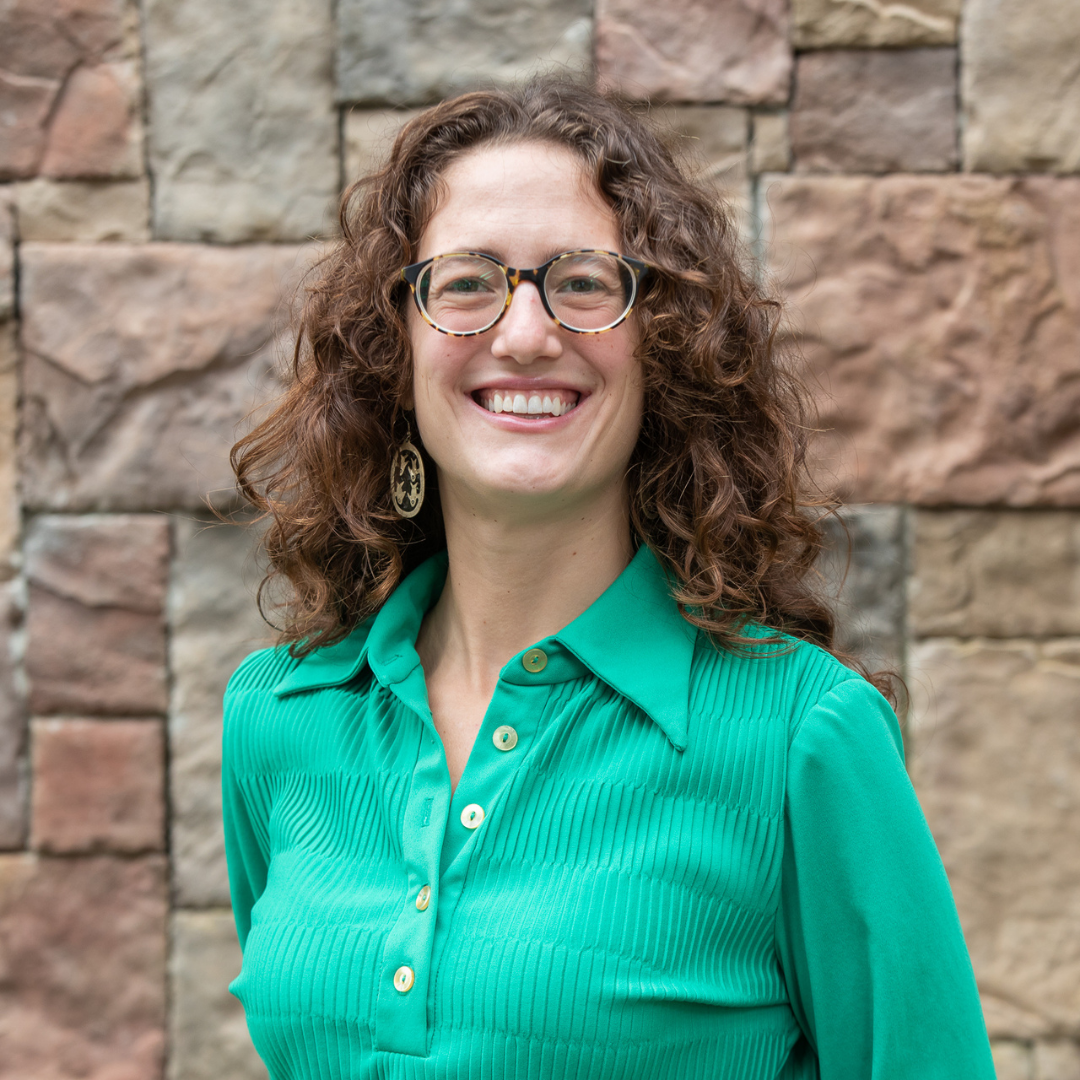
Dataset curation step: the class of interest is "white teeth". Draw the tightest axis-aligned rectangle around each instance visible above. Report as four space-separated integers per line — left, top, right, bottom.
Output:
478 391 579 417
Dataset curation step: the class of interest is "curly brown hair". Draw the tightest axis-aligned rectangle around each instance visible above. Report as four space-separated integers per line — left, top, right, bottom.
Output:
232 76 847 670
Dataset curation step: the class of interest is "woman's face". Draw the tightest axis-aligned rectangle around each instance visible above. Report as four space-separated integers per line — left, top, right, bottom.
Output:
407 140 644 521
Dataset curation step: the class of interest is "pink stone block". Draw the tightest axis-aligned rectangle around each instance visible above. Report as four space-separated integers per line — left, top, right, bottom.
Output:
767 175 1080 505
0 853 166 1080
31 718 165 854
597 0 791 106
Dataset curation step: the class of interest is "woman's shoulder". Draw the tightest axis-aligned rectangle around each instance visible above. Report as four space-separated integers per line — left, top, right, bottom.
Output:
688 621 887 741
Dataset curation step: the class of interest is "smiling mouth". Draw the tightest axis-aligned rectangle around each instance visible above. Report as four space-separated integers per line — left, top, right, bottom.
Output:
474 390 581 418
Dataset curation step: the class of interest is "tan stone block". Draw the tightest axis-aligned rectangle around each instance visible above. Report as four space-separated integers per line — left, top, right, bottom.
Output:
169 514 270 907
25 515 170 715
14 178 150 241
1035 1040 1080 1080
792 0 960 48
25 514 169 612
791 49 958 173
0 583 26 850
765 175 1080 506
39 60 143 180
751 111 790 174
963 0 1080 174
0 188 13 319
994 1042 1035 1080
31 718 165 854
169 910 268 1080
20 242 304 511
909 640 1080 1037
912 511 1080 638
0 853 166 1079
654 104 748 188
596 0 791 106
343 108 422 185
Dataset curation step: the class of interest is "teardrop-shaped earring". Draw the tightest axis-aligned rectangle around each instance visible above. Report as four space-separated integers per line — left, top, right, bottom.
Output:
390 421 425 519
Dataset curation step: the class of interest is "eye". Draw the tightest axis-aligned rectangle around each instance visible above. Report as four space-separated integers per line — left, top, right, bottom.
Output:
445 275 494 294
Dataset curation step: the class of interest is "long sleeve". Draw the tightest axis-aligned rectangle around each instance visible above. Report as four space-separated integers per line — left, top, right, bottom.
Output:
775 676 996 1079
221 660 272 952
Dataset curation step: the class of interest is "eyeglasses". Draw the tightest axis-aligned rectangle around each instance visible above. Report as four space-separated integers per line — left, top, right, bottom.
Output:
400 249 649 337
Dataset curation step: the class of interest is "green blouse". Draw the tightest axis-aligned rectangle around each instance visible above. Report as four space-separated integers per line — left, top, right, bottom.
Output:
222 544 995 1079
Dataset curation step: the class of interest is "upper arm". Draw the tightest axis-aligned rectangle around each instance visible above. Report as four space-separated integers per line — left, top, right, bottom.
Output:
775 677 995 1079
221 652 275 951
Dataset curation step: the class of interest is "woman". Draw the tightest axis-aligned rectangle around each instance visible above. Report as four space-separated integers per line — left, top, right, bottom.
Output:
223 79 995 1078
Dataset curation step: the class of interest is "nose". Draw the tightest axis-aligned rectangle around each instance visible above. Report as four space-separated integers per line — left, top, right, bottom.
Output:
489 281 563 365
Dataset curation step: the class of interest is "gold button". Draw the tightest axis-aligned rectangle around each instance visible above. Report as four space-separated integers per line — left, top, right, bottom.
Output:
415 885 431 911
522 648 548 673
460 803 485 829
493 725 518 751
393 965 414 993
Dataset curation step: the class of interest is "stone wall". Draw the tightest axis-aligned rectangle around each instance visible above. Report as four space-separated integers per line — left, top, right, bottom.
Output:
1 1 1077 1076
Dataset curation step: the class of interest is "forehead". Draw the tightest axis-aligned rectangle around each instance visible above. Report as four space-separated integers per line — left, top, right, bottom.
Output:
418 140 621 261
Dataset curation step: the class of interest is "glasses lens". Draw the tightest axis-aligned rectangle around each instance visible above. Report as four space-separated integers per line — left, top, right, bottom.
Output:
418 255 507 333
545 252 636 331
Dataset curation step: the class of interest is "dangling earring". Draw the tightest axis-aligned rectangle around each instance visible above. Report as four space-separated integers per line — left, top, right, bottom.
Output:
390 420 425 519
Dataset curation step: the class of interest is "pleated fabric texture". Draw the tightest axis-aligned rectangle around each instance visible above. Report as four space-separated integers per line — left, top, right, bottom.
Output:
222 546 994 1080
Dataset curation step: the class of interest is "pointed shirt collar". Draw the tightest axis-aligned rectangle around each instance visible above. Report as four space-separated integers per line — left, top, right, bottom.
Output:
274 543 697 749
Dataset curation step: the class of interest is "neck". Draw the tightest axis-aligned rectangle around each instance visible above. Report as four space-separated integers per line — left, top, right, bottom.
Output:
415 479 635 697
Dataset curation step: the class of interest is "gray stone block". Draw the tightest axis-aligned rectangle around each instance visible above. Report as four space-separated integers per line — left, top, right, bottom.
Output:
144 0 338 241
791 49 958 174
168 910 267 1080
169 515 272 908
963 0 1080 173
817 504 907 674
0 582 25 850
337 0 592 106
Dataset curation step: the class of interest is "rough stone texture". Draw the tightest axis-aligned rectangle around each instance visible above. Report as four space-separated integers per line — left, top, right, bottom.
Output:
909 639 1080 1038
19 243 303 511
0 0 143 181
765 175 1080 506
0 853 167 1079
912 511 1080 638
791 49 958 174
963 0 1080 174
1036 1041 1080 1080
751 111 790 174
169 911 268 1080
31 718 165 854
15 178 151 242
144 0 340 242
655 105 748 190
337 0 592 106
343 108 423 184
170 515 271 907
994 1043 1035 1080
0 583 25 850
818 504 906 673
792 0 960 48
0 192 18 577
24 515 169 715
597 0 791 106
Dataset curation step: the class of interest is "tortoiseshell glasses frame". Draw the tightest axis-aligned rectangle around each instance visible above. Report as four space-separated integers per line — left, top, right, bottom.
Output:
400 249 650 337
